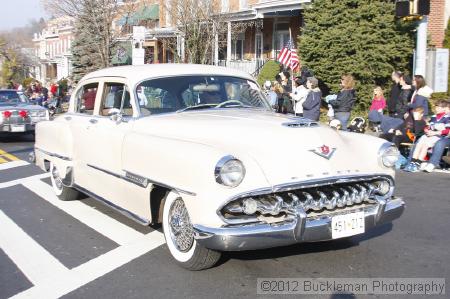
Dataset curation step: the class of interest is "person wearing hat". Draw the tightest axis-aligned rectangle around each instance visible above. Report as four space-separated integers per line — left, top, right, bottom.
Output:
290 77 309 116
302 77 322 121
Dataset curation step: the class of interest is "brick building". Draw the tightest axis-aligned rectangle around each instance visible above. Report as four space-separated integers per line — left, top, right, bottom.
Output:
32 16 75 84
114 0 305 74
428 0 450 47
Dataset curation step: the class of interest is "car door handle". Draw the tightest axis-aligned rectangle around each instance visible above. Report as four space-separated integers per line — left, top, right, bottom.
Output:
89 119 98 124
64 116 72 121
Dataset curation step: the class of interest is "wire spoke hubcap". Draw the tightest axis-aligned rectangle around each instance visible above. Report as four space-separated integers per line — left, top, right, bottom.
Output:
168 198 194 252
51 166 63 190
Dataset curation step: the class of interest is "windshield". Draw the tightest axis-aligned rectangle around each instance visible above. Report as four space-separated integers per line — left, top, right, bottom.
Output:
0 91 28 105
136 76 270 115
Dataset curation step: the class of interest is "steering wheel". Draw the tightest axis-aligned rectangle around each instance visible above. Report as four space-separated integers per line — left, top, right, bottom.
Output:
215 100 245 108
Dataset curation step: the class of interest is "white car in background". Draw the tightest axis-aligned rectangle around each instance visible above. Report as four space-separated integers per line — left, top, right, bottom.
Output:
34 64 405 270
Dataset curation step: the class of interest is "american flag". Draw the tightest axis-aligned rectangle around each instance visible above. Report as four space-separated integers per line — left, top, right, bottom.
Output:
277 39 299 71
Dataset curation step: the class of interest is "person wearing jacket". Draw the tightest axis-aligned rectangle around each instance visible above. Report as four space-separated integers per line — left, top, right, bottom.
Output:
302 77 322 121
388 71 402 116
380 107 426 148
290 77 309 116
408 75 433 117
329 74 356 130
395 74 414 118
404 100 450 172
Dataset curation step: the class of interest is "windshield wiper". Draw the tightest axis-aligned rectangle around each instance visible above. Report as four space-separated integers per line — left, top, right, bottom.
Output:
176 104 217 113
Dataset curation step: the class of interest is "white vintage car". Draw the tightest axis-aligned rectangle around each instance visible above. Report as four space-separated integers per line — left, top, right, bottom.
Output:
35 64 404 270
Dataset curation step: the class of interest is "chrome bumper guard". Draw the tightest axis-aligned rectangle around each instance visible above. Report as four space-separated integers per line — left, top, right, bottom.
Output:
0 123 35 132
193 197 405 251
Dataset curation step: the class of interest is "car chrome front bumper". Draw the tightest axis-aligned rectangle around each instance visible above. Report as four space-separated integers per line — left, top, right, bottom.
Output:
193 197 404 251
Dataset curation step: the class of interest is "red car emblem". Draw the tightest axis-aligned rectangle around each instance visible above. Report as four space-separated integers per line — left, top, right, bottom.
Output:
320 145 330 155
310 145 336 159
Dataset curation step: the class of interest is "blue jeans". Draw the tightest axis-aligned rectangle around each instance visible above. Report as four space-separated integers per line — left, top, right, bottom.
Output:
428 137 450 166
335 112 351 131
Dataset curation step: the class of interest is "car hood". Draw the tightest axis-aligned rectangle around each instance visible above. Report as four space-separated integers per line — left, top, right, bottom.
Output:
133 109 388 186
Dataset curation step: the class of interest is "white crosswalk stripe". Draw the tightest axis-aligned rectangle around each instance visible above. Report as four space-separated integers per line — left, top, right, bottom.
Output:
0 160 29 170
0 161 166 298
12 231 165 299
0 210 69 285
0 172 50 189
22 179 144 246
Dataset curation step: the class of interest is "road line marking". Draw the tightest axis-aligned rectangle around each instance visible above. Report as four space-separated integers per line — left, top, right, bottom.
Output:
12 231 165 299
0 210 69 285
21 180 145 246
0 173 50 189
0 160 29 170
0 156 8 163
0 149 20 161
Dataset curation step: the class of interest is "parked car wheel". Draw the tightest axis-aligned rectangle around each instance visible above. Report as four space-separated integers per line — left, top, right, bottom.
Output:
162 191 221 270
50 162 79 201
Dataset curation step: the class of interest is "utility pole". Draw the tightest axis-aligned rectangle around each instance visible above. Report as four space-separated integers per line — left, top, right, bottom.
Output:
415 16 428 76
395 0 430 75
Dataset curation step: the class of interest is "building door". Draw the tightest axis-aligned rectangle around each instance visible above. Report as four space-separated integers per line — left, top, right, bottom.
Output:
274 31 290 58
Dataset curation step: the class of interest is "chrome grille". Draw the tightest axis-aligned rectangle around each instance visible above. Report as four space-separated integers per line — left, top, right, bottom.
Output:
221 177 393 223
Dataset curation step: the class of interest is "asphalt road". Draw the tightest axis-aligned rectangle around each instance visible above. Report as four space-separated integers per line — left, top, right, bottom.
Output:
0 134 449 299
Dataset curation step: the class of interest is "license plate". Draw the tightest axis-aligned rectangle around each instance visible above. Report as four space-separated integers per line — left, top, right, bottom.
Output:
10 125 25 132
331 211 365 239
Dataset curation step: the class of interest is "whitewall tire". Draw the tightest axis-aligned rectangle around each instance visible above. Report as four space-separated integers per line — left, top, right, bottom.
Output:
162 191 221 270
50 162 79 201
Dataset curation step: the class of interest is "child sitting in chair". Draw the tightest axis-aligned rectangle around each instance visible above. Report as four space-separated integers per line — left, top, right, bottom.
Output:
404 100 450 172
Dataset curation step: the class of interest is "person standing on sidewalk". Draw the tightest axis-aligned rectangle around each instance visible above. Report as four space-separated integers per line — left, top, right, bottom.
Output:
302 77 322 121
290 77 309 117
329 74 357 130
388 71 402 117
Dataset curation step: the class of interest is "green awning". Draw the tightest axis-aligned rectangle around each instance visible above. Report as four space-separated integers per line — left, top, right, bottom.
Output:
111 42 132 65
117 4 159 26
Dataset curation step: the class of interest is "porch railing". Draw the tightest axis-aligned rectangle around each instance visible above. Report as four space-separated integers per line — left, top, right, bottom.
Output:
216 59 267 77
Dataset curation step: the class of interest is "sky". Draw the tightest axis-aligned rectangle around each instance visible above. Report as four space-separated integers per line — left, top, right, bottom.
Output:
0 0 46 31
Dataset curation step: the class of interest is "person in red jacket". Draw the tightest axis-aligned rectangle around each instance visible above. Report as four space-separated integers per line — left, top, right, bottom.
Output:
369 86 386 113
50 82 57 96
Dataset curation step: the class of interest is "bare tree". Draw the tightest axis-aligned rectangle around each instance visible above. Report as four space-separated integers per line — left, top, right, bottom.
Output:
162 0 263 64
43 0 121 69
161 0 228 64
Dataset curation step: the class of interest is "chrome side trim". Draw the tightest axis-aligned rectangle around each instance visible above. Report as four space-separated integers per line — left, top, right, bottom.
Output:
86 164 196 196
73 184 150 226
35 147 72 161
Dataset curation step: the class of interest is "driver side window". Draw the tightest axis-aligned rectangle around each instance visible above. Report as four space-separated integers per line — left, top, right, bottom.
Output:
100 82 133 117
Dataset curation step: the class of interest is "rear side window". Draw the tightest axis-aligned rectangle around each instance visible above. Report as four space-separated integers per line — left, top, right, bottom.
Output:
100 83 133 117
75 83 99 115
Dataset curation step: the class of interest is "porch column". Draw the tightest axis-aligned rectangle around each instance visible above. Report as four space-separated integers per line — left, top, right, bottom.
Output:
214 26 219 65
227 21 232 64
181 37 185 63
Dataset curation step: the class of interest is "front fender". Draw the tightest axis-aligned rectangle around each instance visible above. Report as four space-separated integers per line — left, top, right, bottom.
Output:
121 132 271 227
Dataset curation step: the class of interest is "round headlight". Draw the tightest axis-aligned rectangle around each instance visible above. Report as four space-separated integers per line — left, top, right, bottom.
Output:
215 156 246 187
379 144 400 168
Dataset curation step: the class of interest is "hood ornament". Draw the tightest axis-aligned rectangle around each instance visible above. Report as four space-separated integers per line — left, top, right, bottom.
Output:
310 145 336 159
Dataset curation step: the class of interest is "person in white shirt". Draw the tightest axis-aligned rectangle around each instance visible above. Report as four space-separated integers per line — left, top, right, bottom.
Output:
290 77 309 116
137 86 148 106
